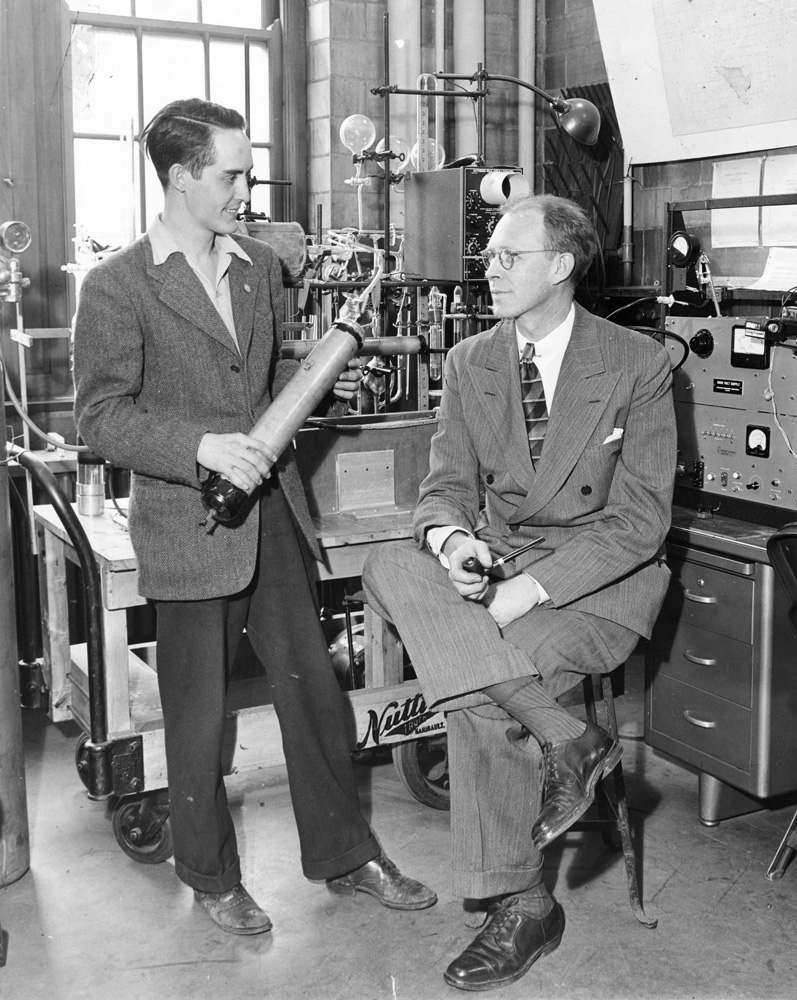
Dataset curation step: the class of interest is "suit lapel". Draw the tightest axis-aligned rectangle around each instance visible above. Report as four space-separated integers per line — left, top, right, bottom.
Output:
229 256 257 359
147 247 240 356
466 321 535 490
513 308 620 521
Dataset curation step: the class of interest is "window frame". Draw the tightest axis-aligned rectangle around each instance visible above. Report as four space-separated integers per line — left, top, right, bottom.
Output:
65 6 284 251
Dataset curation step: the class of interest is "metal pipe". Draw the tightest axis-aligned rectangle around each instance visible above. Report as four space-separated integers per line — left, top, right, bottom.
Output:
280 335 425 360
518 0 536 186
8 445 112 800
1 381 30 887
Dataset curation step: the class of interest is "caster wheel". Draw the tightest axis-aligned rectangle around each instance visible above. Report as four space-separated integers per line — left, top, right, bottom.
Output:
112 794 174 864
75 733 90 790
393 734 450 810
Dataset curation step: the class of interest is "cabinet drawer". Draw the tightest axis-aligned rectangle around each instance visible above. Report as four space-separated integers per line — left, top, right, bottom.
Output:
664 556 754 643
652 620 752 708
648 674 751 771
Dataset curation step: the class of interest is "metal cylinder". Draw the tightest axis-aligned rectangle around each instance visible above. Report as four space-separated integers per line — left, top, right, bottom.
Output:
76 450 105 516
201 319 365 522
280 334 425 361
0 380 30 888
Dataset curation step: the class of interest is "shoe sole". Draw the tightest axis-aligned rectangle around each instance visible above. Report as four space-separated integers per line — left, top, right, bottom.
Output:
532 740 623 851
442 925 564 991
327 880 438 910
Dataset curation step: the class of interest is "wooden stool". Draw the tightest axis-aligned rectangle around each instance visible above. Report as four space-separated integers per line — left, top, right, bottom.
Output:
568 668 658 928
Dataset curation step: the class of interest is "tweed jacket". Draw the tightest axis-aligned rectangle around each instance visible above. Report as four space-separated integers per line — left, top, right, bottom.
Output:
413 304 677 639
73 233 319 601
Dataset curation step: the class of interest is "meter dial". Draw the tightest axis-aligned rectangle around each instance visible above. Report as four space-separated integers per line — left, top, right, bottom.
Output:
0 221 32 254
746 426 770 457
667 230 700 268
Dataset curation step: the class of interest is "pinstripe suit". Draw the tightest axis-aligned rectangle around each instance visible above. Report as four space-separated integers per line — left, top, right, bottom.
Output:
73 233 380 893
363 305 676 897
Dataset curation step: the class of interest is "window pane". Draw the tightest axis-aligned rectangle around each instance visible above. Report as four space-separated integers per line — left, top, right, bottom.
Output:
209 39 245 118
248 43 270 142
249 148 271 218
135 0 198 21
142 34 205 125
66 1 132 13
72 27 138 135
202 0 261 29
74 138 137 249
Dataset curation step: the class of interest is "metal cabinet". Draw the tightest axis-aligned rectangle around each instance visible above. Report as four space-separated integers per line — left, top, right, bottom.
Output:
646 508 797 825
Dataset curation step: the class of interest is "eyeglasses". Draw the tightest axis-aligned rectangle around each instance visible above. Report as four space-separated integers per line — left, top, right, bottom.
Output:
480 248 555 270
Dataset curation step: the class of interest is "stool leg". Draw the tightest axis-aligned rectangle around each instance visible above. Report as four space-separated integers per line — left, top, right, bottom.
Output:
765 810 797 881
582 678 617 849
601 673 658 929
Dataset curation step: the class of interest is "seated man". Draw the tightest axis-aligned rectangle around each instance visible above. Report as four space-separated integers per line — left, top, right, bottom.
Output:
363 194 675 992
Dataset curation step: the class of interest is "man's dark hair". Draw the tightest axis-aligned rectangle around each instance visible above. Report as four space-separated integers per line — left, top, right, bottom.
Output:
502 194 601 287
140 98 247 188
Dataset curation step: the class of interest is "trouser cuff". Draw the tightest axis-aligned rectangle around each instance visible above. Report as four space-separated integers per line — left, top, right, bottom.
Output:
175 856 242 894
452 860 544 900
302 833 381 881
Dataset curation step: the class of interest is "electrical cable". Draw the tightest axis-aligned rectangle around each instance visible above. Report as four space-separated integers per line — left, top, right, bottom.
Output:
629 325 690 374
0 349 87 453
767 348 797 463
603 296 656 321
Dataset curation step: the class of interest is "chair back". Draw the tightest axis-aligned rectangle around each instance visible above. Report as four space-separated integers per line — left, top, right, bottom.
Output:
766 522 797 635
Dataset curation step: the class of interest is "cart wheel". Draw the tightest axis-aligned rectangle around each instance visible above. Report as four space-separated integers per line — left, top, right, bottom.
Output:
112 795 174 864
393 734 450 810
75 733 90 789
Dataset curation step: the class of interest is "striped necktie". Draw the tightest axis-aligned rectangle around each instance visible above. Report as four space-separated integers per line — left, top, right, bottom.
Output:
519 341 548 463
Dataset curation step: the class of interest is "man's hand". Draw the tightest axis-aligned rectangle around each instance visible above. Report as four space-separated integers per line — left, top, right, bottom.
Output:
332 359 363 401
197 432 277 493
482 573 541 629
444 533 493 601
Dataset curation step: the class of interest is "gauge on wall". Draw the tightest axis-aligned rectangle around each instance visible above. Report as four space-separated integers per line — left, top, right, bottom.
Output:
0 220 32 255
667 230 701 268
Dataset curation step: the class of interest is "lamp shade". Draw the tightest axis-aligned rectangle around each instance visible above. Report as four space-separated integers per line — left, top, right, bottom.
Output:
555 98 601 145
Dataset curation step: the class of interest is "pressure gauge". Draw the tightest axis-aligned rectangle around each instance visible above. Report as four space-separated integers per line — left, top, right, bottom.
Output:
0 220 32 254
667 230 700 268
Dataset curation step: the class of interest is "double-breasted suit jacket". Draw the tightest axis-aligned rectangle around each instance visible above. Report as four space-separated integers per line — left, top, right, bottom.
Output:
413 304 677 658
73 233 318 601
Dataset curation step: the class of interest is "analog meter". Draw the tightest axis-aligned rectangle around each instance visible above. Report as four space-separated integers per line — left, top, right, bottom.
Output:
0 220 32 254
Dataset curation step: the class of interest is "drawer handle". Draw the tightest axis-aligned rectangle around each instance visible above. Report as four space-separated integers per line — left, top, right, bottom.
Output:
683 650 717 666
683 710 716 729
684 589 717 604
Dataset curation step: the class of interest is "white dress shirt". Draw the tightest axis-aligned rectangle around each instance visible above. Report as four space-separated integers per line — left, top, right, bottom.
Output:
148 215 253 351
427 305 576 600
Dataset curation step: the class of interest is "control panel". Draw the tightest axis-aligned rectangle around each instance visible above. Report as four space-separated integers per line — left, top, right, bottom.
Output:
403 166 522 283
667 316 797 523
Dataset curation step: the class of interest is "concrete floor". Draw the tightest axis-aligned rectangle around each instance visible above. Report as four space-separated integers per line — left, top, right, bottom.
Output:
2 662 797 1000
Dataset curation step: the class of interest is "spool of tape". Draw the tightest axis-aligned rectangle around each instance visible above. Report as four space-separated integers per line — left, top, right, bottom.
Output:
479 171 530 206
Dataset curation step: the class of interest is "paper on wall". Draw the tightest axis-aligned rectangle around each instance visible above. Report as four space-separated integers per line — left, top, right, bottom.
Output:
762 153 797 247
711 158 761 248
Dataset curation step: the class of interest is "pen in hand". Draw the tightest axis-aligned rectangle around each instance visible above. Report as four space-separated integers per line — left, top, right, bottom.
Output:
462 536 545 577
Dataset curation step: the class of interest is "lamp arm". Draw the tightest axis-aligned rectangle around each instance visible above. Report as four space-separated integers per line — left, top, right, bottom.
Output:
434 71 567 112
479 73 568 112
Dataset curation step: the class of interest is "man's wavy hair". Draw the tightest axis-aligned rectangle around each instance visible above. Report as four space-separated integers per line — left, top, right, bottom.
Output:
141 98 247 188
501 194 600 287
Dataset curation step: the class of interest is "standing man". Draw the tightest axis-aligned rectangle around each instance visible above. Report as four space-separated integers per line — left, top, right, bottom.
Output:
73 98 436 936
363 194 675 990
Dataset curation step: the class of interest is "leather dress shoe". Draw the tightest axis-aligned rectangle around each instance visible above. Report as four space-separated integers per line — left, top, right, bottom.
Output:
444 897 564 991
532 721 622 850
194 883 272 935
327 853 437 910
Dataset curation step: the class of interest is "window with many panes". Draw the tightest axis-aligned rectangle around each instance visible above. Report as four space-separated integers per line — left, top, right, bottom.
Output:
65 1 279 250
